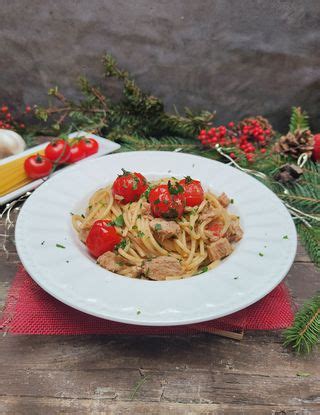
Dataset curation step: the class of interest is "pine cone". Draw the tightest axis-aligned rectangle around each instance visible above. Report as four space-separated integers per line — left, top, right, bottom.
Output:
273 129 314 158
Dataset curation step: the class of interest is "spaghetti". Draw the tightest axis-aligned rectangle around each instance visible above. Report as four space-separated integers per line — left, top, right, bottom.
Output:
72 176 243 280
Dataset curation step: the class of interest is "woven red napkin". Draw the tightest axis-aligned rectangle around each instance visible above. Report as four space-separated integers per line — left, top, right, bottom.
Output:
0 266 294 335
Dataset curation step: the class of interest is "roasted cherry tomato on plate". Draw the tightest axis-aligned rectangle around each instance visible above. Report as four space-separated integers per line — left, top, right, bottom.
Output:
24 154 53 179
207 222 223 237
45 139 71 164
68 143 86 163
179 176 204 207
86 220 121 258
112 169 148 204
78 138 99 156
149 181 186 219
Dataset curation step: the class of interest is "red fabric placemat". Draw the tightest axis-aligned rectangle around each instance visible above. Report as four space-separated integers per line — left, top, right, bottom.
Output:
0 266 294 335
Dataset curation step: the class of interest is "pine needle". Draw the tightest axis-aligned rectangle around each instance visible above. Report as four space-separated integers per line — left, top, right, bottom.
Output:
283 293 320 354
129 375 150 400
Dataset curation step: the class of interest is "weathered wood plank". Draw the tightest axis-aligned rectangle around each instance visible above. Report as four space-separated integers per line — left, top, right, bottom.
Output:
0 398 318 415
0 334 318 377
0 367 319 406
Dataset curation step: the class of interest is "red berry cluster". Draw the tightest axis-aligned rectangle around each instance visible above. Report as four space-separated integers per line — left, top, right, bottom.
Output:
198 117 273 162
0 104 32 131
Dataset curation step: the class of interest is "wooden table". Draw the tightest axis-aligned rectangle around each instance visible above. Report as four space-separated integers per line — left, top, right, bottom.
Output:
0 210 320 414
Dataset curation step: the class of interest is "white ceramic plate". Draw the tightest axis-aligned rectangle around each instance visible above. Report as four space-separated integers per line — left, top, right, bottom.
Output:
0 131 120 205
15 151 297 326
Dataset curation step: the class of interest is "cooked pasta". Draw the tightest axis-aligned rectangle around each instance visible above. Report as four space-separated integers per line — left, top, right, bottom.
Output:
72 175 243 280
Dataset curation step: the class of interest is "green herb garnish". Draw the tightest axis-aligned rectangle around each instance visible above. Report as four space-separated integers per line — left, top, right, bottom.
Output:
230 199 234 204
259 252 264 257
137 231 145 238
112 214 125 227
197 266 208 275
116 239 128 250
154 223 162 231
283 235 289 239
56 243 66 249
168 180 184 195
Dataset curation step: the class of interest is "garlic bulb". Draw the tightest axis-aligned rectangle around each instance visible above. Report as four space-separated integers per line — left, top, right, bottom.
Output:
0 129 26 159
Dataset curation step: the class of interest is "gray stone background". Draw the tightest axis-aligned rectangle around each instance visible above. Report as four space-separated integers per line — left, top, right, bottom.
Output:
2 0 320 131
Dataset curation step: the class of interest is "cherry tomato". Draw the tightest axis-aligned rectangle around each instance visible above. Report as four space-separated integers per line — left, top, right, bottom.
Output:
86 220 121 258
149 182 186 219
78 138 99 156
45 139 70 164
68 143 86 163
179 176 204 207
24 154 53 179
207 222 223 237
112 169 148 204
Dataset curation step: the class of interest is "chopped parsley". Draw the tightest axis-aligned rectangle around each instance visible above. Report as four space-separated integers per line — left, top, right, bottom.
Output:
132 225 138 230
116 239 128 250
154 199 161 205
112 214 125 227
81 214 85 218
168 180 184 195
66 260 70 264
234 276 239 280
70 212 74 216
154 223 162 231
137 214 142 219
88 205 92 210
258 252 264 257
197 266 208 275
137 231 145 238
132 176 139 190
41 240 45 246
136 310 141 315
190 226 193 231
56 243 66 249
230 199 234 204
144 186 152 200
283 235 289 239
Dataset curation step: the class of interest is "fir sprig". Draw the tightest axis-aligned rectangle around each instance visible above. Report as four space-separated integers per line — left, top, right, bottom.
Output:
289 106 310 133
284 293 320 354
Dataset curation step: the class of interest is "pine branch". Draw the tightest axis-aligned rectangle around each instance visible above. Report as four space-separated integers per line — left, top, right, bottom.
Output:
296 224 320 268
113 133 220 159
289 107 309 133
283 293 320 354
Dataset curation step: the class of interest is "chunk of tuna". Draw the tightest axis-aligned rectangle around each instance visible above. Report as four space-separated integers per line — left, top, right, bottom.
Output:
207 238 233 262
149 218 180 241
199 203 218 221
225 218 243 242
97 251 125 273
143 256 184 281
218 192 231 208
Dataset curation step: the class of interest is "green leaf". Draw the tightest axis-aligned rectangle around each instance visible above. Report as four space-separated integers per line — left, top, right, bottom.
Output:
154 223 162 231
112 214 125 227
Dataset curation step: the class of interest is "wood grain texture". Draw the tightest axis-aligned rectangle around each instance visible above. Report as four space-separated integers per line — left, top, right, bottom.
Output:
0 201 320 414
